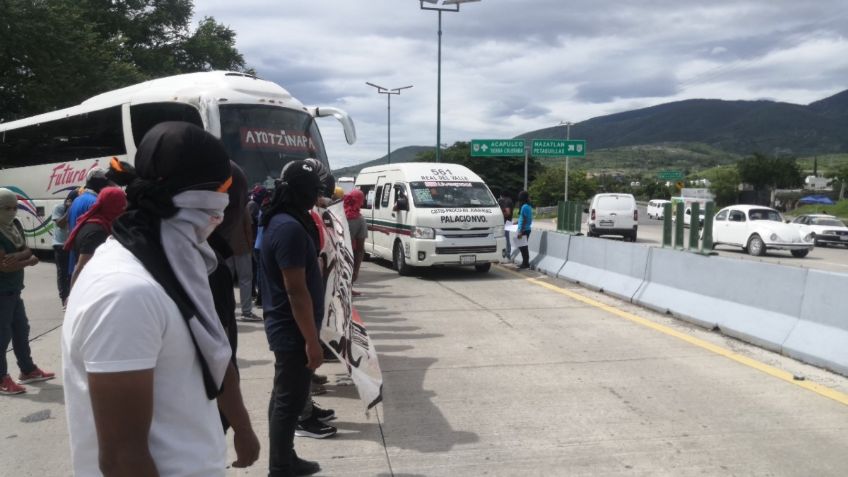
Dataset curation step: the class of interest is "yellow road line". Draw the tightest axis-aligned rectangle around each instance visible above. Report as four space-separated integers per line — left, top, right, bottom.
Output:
500 266 848 407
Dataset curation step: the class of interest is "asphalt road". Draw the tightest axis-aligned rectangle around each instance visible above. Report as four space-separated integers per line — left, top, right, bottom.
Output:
5 258 848 476
536 205 848 274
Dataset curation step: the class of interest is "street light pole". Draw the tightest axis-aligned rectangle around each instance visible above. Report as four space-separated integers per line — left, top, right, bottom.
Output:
366 82 413 164
419 0 481 162
559 121 572 203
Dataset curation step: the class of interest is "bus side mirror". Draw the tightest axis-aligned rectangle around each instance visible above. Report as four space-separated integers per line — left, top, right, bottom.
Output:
395 197 409 211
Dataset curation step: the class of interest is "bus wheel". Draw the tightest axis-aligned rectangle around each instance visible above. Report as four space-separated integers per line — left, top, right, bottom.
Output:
474 263 491 273
393 241 412 276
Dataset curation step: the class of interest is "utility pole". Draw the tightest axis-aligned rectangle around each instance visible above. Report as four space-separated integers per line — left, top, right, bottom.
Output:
560 121 572 202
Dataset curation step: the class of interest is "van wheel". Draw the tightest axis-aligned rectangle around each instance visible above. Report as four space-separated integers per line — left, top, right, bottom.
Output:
393 241 412 276
474 263 491 273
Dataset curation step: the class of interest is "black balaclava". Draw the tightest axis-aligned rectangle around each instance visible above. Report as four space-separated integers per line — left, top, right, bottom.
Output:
261 159 322 245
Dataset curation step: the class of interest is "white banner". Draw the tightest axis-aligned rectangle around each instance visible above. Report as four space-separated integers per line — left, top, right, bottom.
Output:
319 202 383 410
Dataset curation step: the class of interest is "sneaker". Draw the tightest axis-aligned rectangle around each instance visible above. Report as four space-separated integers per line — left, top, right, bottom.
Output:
310 383 327 396
18 367 55 384
518 263 530 269
1 375 26 395
311 373 328 385
311 401 336 422
295 415 337 439
292 455 321 476
239 311 262 322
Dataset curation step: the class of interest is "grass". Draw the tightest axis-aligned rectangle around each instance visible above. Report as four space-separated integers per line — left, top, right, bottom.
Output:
790 199 848 220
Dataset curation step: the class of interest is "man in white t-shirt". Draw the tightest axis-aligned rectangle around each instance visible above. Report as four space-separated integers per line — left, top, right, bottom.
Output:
62 123 259 476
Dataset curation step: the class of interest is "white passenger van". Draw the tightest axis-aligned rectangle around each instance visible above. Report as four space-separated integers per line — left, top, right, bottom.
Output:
355 163 505 275
586 193 638 241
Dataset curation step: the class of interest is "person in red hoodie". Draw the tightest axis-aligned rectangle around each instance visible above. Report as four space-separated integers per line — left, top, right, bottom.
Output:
65 187 127 289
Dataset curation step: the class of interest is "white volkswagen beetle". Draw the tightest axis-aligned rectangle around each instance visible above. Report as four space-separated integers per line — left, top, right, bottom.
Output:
712 205 814 257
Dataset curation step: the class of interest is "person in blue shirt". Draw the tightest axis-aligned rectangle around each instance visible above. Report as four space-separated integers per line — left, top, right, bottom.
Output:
260 160 328 476
516 190 534 269
51 189 77 308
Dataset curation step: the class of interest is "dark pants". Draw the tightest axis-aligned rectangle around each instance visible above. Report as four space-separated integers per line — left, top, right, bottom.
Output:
253 249 262 305
0 293 36 377
519 230 532 266
268 349 312 476
53 245 70 303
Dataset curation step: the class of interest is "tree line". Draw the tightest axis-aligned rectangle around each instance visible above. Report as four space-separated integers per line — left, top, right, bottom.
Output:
0 0 249 122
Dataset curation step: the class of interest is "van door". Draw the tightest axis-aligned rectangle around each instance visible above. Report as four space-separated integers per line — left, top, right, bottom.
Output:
372 176 392 258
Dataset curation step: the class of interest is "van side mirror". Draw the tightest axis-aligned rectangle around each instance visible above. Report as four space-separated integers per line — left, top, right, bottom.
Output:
583 207 589 213
395 197 409 211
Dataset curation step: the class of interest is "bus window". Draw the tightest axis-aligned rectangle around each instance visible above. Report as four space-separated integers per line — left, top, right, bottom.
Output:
0 106 125 167
130 103 203 146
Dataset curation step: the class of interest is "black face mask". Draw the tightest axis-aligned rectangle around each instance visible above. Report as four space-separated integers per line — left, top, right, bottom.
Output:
287 182 320 212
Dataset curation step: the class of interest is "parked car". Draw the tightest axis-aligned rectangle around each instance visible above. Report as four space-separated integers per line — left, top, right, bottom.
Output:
713 205 814 257
585 193 638 241
646 199 670 219
790 214 848 247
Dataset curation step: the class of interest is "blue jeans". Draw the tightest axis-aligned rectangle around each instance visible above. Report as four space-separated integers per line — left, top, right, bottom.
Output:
0 293 35 377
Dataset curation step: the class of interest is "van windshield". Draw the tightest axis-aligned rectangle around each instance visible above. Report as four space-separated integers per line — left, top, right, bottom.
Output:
598 196 633 211
409 181 497 208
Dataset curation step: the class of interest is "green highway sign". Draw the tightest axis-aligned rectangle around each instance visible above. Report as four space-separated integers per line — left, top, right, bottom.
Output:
657 170 684 181
531 139 586 157
470 139 526 157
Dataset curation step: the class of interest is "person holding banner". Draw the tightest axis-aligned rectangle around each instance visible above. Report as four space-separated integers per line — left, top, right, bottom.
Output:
260 160 329 476
516 190 534 269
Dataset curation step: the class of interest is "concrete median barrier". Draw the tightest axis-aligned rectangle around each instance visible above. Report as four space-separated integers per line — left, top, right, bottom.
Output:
633 248 807 352
532 231 570 276
557 237 650 301
782 270 848 375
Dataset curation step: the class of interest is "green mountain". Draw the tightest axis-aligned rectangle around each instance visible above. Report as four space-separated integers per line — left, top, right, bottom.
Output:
332 146 432 177
336 89 848 177
519 90 848 156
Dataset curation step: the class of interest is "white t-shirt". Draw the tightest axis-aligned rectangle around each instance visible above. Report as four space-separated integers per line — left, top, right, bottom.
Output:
62 239 226 477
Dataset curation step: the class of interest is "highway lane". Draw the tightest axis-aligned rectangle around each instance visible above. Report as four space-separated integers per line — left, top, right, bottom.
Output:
535 205 848 274
6 257 848 475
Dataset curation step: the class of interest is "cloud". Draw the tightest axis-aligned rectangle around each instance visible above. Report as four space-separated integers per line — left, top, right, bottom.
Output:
192 0 848 168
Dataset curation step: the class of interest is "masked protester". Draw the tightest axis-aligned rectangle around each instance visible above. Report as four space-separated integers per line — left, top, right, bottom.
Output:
66 168 113 278
64 187 127 289
261 160 332 476
344 189 367 294
52 189 78 308
516 190 534 269
62 122 259 476
0 188 55 395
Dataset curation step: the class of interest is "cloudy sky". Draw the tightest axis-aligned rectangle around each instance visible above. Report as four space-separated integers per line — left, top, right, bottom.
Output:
193 0 848 169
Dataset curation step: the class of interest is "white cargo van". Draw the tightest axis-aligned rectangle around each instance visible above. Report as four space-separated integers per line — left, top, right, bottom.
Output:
354 163 506 275
586 193 638 241
646 199 670 219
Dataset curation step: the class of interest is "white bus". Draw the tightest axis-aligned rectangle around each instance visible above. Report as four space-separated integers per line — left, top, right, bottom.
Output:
0 71 356 250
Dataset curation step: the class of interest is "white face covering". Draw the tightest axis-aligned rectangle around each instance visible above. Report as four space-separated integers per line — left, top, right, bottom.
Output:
0 188 24 249
159 190 232 388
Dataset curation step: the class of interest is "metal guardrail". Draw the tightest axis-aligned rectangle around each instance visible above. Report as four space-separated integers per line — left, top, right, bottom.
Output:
661 201 716 254
556 201 583 234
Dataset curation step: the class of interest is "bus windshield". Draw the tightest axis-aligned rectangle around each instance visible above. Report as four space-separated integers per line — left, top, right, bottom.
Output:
219 104 329 187
409 181 497 208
